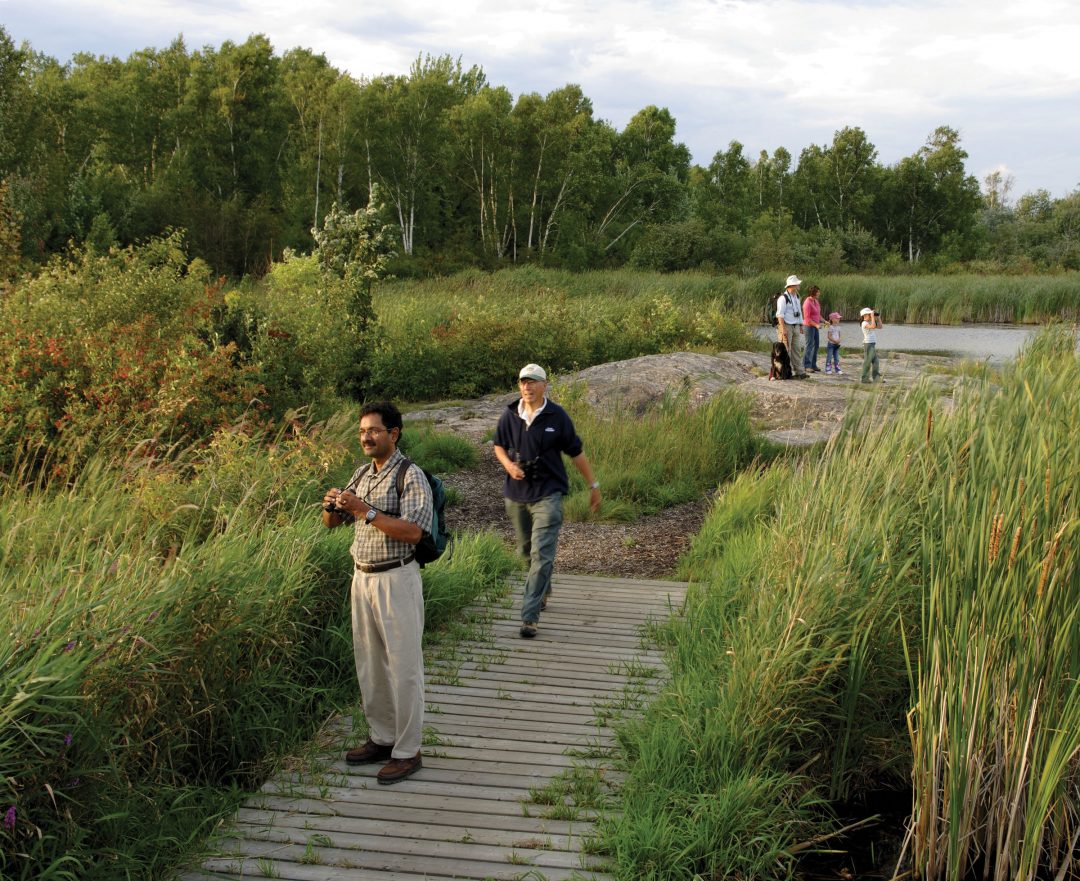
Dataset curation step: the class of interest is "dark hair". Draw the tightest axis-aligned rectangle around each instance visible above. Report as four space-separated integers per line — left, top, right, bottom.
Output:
360 401 403 435
807 285 821 296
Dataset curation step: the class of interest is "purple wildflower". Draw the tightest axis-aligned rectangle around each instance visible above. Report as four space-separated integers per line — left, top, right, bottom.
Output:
63 641 76 653
3 805 14 831
63 733 73 747
146 610 160 623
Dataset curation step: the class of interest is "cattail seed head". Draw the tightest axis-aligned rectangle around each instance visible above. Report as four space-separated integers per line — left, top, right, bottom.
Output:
1006 526 1022 571
988 512 1005 565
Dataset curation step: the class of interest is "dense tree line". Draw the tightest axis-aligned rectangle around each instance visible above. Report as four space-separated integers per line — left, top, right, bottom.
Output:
1 27 1077 278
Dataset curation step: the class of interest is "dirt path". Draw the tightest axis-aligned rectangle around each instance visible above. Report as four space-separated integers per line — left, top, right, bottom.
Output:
409 349 957 579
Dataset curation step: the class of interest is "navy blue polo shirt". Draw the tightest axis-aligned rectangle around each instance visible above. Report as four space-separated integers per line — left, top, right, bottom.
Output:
493 399 584 503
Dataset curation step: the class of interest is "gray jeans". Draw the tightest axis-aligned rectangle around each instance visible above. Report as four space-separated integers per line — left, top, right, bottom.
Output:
861 343 881 382
505 493 563 624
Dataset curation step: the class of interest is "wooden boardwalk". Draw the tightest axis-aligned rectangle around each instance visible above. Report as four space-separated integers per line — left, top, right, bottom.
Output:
182 573 687 881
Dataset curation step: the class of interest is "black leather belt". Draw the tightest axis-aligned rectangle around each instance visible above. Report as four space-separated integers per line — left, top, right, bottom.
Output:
355 554 415 574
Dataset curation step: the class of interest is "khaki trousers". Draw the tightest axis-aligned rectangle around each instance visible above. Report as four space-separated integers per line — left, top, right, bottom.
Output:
350 562 425 758
779 323 807 376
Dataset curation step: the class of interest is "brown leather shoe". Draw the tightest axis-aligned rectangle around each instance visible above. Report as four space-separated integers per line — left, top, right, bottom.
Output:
345 739 393 765
377 752 422 785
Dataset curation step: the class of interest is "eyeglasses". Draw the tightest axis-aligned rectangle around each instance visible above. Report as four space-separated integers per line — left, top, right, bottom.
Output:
359 427 389 438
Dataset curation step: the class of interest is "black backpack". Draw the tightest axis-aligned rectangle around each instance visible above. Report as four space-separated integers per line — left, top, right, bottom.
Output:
398 457 450 566
765 290 785 324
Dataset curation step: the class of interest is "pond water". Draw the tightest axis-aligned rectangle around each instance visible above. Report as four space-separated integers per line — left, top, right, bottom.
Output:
755 323 1046 362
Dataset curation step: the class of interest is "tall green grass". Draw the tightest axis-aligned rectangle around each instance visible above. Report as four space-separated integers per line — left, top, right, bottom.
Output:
368 267 762 401
905 327 1079 881
0 418 517 880
555 384 772 522
811 273 1080 325
603 327 1079 880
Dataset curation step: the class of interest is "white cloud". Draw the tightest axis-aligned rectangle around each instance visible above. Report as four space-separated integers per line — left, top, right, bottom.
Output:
3 0 1079 194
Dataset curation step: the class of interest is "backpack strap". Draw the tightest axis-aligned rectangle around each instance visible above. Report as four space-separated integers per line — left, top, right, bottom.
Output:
395 456 412 496
345 462 372 493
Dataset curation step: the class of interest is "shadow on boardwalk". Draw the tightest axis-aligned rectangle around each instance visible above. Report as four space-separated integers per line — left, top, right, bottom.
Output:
181 573 687 881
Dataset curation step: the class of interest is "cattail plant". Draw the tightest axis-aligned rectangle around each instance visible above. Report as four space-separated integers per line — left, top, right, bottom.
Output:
905 326 1079 881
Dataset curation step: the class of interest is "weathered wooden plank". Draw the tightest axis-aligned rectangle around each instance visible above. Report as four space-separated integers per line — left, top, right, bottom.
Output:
237 797 591 835
199 837 609 880
426 681 613 704
427 694 601 721
257 780 600 818
218 824 604 869
233 807 590 851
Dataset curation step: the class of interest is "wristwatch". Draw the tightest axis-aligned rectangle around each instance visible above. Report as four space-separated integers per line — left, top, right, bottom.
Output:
589 481 600 490
364 508 378 524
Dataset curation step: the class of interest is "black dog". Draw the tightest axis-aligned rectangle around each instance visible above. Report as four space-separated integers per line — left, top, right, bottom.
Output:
769 341 793 380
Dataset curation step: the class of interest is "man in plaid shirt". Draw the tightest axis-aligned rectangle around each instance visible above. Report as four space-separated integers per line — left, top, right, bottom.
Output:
323 401 433 784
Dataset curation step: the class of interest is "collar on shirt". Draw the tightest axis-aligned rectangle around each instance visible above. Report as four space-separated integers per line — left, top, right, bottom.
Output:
517 397 547 427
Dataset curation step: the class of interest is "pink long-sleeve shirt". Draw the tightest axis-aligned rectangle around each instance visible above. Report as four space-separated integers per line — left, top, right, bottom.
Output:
802 296 821 328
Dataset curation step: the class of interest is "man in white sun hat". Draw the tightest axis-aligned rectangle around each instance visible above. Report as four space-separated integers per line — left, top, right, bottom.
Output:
775 274 808 379
493 363 601 639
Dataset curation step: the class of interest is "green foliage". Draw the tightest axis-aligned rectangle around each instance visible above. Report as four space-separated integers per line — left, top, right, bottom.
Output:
400 423 478 474
366 267 759 401
0 234 270 470
808 272 1080 324
604 327 1080 881
556 384 768 521
313 194 396 286
9 25 1077 275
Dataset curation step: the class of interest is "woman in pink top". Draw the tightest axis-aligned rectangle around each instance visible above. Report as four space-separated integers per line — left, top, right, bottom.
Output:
802 285 823 373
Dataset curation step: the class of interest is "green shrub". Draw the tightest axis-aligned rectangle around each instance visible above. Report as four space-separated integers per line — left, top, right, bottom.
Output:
400 423 478 473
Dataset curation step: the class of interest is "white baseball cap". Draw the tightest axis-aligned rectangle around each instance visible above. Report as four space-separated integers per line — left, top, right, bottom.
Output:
860 307 874 317
785 275 802 287
518 363 547 382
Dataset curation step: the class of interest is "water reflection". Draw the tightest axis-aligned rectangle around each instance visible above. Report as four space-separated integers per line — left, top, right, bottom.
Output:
755 323 1046 362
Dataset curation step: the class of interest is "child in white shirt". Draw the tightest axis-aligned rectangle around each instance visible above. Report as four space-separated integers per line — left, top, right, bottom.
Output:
859 307 883 383
824 312 843 374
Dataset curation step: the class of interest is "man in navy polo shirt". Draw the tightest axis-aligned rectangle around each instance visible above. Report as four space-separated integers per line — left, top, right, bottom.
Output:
493 364 601 638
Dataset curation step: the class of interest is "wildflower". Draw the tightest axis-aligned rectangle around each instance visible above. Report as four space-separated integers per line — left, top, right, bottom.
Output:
63 640 76 653
3 805 14 831
63 733 73 747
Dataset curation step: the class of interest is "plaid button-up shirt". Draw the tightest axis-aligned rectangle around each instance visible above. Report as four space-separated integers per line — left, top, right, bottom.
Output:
347 449 433 566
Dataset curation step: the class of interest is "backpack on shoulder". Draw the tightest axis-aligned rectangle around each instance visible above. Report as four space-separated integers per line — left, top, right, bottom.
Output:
765 290 785 325
395 457 450 566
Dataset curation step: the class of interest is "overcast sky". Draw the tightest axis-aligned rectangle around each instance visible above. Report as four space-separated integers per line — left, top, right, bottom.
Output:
4 0 1079 199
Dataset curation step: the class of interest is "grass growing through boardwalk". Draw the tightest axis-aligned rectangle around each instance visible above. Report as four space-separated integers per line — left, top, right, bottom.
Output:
602 327 1079 880
0 417 516 881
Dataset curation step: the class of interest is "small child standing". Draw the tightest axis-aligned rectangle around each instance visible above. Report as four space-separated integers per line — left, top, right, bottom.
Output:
860 307 884 383
824 311 843 374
